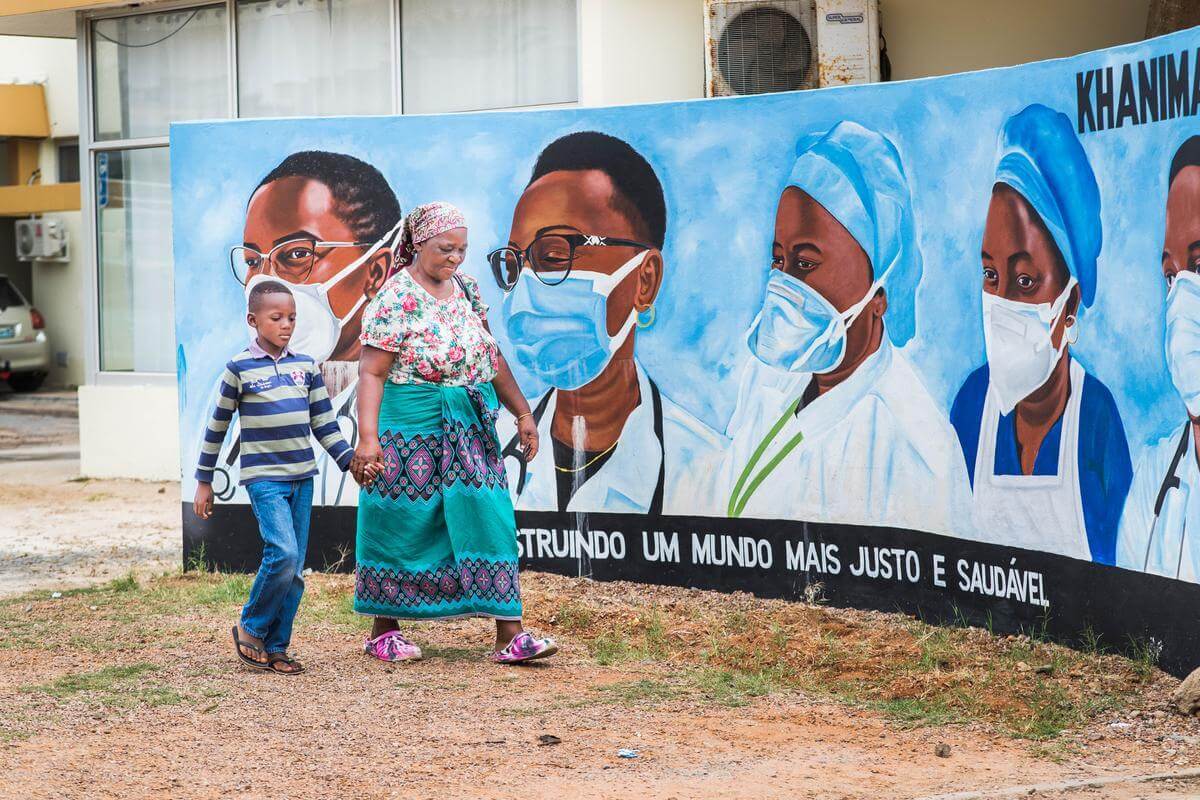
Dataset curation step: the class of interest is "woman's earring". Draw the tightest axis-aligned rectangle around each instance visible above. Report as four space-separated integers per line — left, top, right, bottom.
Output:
1065 314 1079 346
637 304 656 329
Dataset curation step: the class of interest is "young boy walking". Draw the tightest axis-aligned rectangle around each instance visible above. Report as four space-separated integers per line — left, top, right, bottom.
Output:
194 280 357 675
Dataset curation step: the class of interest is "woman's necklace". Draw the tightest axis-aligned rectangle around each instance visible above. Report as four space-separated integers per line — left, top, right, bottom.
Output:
554 440 618 473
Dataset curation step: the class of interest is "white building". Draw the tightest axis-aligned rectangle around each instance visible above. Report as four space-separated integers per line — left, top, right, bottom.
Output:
0 0 1156 479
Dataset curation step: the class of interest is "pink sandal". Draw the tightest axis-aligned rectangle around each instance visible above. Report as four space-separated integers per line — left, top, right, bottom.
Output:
491 631 558 664
364 630 422 662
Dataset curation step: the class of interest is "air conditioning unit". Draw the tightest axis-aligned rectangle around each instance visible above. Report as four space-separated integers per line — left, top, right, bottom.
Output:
15 217 68 262
705 0 880 97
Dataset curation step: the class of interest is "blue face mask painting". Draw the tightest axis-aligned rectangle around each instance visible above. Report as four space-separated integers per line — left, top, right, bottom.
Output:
502 250 647 391
749 267 884 374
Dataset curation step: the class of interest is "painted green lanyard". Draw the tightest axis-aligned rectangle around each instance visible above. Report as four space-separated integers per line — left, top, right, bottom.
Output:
727 398 805 518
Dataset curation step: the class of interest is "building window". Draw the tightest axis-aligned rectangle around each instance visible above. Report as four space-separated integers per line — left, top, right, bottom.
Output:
83 0 579 375
400 0 578 114
236 0 394 118
57 140 79 184
92 5 230 141
95 148 174 373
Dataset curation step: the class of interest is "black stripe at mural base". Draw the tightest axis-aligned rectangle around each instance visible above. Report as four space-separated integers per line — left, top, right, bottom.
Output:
182 503 1200 678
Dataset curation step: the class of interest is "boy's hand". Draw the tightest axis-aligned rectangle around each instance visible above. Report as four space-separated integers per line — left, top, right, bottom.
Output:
352 460 383 486
193 482 214 520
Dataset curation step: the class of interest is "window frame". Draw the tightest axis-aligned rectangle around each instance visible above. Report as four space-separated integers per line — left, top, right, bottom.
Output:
78 0 580 383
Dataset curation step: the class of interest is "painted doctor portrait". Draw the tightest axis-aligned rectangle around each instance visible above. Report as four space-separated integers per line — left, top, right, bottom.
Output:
491 131 725 515
723 120 972 534
1117 135 1200 579
950 104 1131 564
212 150 403 505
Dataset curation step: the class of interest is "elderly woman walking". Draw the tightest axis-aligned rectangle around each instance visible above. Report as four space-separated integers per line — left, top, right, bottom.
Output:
350 201 556 664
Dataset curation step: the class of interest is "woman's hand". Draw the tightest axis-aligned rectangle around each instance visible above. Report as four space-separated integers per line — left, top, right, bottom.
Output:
518 415 539 462
351 440 385 485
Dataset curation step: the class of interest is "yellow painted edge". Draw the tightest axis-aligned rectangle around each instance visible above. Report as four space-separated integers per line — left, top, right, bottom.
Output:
0 0 111 17
0 84 50 138
0 183 82 215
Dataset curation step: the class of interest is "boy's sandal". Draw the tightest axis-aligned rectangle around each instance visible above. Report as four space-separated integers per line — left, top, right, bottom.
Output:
231 625 270 671
267 653 305 675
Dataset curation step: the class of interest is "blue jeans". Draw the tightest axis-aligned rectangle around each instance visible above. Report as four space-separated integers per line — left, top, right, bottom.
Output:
241 477 313 653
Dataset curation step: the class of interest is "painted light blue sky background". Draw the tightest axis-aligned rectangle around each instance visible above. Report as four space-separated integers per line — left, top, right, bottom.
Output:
172 27 1198 489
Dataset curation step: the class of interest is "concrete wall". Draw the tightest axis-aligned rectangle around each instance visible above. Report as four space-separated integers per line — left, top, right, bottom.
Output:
880 0 1151 81
0 34 78 138
79 384 179 480
579 0 705 105
0 34 84 388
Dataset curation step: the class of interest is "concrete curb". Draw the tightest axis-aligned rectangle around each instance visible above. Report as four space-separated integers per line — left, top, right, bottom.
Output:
918 767 1200 799
0 402 77 419
0 446 79 462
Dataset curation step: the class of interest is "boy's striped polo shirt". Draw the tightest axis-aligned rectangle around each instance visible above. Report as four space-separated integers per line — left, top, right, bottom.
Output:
195 343 352 485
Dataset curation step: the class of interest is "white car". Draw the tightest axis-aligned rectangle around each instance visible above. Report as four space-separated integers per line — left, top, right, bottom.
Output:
0 275 49 392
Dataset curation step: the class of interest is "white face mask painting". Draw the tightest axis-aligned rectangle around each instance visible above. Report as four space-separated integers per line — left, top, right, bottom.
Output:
982 277 1078 414
244 219 403 362
750 264 890 375
1165 268 1200 417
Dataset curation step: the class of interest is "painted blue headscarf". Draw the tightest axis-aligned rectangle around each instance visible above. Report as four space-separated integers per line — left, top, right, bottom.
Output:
994 103 1101 308
785 120 920 346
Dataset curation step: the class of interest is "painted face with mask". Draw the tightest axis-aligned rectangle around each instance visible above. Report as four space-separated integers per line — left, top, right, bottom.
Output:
236 158 400 363
498 167 663 393
980 183 1081 414
1162 162 1200 418
751 187 887 377
746 121 920 389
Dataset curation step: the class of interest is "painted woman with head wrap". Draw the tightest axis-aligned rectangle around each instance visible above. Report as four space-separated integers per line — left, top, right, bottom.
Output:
724 121 973 535
950 104 1132 565
349 202 557 665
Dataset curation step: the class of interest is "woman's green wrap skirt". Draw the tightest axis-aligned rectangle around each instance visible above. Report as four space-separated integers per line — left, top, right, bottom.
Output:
354 381 521 621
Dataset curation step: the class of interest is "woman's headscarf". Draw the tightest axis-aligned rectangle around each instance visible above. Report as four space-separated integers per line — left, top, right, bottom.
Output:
785 120 921 347
994 104 1101 308
392 201 467 273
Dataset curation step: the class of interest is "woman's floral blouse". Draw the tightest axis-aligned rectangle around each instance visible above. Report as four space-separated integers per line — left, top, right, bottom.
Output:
359 269 500 386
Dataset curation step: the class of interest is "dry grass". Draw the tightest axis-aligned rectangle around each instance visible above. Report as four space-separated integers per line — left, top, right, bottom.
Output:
518 575 1159 739
0 569 1166 743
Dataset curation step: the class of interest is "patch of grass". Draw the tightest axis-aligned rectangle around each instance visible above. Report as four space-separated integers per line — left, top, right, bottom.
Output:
21 663 186 711
1006 680 1081 740
693 668 782 707
553 601 594 632
298 591 363 632
587 611 671 666
192 574 255 607
184 542 210 574
85 492 112 502
23 663 158 700
108 573 139 593
1126 637 1163 682
592 679 686 706
871 697 958 729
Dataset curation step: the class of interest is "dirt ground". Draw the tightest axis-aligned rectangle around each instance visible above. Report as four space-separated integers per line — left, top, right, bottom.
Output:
1 453 1199 799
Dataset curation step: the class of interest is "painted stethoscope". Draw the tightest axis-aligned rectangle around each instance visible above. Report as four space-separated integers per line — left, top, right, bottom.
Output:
1141 424 1194 577
500 380 667 516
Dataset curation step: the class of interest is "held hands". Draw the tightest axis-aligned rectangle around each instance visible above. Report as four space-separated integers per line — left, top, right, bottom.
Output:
193 482 214 520
517 414 539 462
350 441 385 486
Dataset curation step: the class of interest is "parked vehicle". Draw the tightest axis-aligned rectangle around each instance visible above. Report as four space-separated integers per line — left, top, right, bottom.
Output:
0 275 49 392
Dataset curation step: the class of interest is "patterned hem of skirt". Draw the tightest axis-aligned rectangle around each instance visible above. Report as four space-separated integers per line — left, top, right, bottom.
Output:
351 608 523 622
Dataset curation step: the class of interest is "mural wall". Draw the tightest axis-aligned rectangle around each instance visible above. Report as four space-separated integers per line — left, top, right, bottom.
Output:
174 28 1200 674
